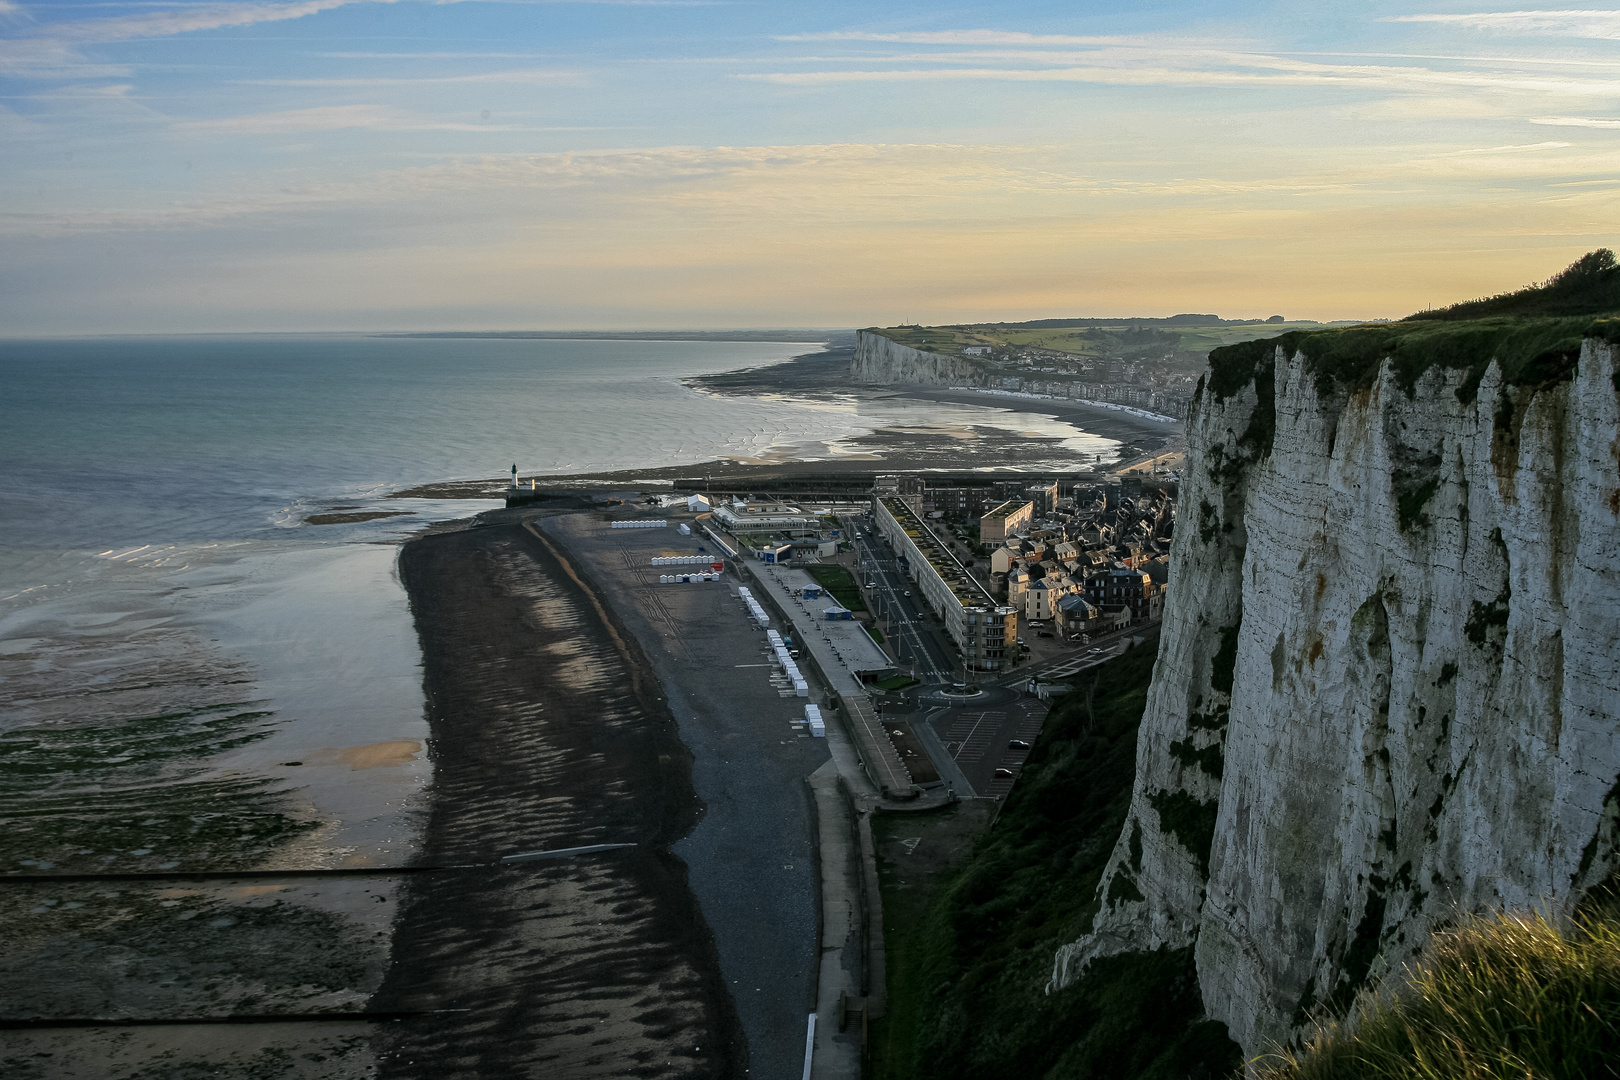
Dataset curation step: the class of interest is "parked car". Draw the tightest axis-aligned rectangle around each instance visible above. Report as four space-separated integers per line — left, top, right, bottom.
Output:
1008 739 1031 749
993 767 1015 778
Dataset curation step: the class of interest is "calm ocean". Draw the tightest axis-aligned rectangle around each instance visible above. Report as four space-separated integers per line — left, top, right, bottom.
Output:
0 334 1112 866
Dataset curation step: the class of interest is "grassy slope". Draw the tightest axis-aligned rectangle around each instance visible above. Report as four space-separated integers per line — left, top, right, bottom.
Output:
1256 899 1620 1080
872 642 1241 1080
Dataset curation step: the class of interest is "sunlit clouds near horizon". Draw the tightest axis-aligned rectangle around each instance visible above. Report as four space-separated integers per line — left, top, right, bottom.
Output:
4 1 1620 332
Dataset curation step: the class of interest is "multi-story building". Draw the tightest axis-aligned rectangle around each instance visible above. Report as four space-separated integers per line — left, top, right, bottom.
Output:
923 485 996 520
872 496 1019 673
1026 571 1080 621
1023 480 1059 515
1084 567 1161 622
1054 594 1102 638
978 500 1033 544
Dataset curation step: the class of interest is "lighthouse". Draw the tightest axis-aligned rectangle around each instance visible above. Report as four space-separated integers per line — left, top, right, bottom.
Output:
511 463 518 488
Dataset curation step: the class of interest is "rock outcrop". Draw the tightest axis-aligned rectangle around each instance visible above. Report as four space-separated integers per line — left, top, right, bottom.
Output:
851 330 992 386
1049 336 1620 1057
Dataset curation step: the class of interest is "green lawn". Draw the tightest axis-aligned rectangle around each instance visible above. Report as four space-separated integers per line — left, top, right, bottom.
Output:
805 563 867 612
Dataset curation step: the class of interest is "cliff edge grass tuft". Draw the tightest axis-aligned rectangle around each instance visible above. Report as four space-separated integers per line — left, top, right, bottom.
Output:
1207 251 1620 409
1254 891 1620 1080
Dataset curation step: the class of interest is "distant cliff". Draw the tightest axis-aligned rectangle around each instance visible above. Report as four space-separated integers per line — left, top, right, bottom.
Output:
1049 323 1620 1056
851 329 993 386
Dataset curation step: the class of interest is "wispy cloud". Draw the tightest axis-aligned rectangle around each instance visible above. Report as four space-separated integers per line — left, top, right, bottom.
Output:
313 50 550 57
776 30 1121 46
174 103 519 132
0 38 132 78
240 67 580 85
1452 140 1570 153
740 57 1620 98
1386 10 1620 38
1533 114 1620 126
41 0 394 43
2 0 392 79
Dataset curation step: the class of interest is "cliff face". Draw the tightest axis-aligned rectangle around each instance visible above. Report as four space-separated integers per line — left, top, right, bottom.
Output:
851 330 992 386
1050 337 1620 1056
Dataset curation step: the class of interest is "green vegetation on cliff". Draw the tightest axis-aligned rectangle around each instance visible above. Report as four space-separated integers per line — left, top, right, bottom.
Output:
871 643 1241 1080
1257 894 1620 1080
1205 251 1620 411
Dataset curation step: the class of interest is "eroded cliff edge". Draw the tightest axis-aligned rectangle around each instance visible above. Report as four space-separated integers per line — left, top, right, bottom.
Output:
1049 330 1620 1057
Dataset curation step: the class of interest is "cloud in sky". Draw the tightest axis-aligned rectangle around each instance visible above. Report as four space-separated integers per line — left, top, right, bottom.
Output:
1534 113 1620 125
1387 10 1620 38
738 54 1620 99
777 29 1121 46
43 0 393 43
174 102 521 132
240 68 580 85
8 143 1611 330
5 4 1620 330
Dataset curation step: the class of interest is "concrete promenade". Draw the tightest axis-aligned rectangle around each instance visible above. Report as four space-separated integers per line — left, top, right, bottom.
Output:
737 559 913 797
735 556 934 1080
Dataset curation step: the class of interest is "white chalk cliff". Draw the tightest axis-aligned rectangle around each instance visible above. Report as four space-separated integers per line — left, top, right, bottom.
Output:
1049 336 1620 1057
851 330 992 386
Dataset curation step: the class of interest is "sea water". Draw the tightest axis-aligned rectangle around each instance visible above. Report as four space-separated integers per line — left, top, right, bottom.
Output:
0 334 1115 866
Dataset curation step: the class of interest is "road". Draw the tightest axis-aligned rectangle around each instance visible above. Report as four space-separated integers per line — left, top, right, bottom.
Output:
1013 641 1128 683
844 518 957 682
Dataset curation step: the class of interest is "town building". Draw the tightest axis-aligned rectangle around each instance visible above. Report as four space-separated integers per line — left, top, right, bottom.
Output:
1023 479 1059 516
1054 594 1102 638
1084 567 1162 622
979 499 1033 544
712 498 822 538
872 495 1018 673
1026 571 1081 621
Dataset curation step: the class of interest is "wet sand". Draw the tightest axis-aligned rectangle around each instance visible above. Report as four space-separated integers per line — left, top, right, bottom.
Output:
393 350 1176 503
376 512 743 1079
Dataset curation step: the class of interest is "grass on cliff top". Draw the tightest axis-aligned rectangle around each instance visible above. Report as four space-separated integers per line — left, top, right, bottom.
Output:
1255 897 1620 1080
1206 251 1620 406
870 641 1241 1080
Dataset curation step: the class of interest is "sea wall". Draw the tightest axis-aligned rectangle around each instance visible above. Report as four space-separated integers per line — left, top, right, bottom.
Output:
851 330 991 386
1049 338 1620 1057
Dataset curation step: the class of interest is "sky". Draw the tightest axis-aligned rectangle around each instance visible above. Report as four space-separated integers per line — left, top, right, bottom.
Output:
3 1 1620 332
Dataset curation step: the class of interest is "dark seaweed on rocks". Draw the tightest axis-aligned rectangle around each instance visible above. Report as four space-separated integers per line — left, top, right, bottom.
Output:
0 702 317 876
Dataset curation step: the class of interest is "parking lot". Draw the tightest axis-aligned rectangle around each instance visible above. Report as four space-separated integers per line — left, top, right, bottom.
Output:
926 696 1049 797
